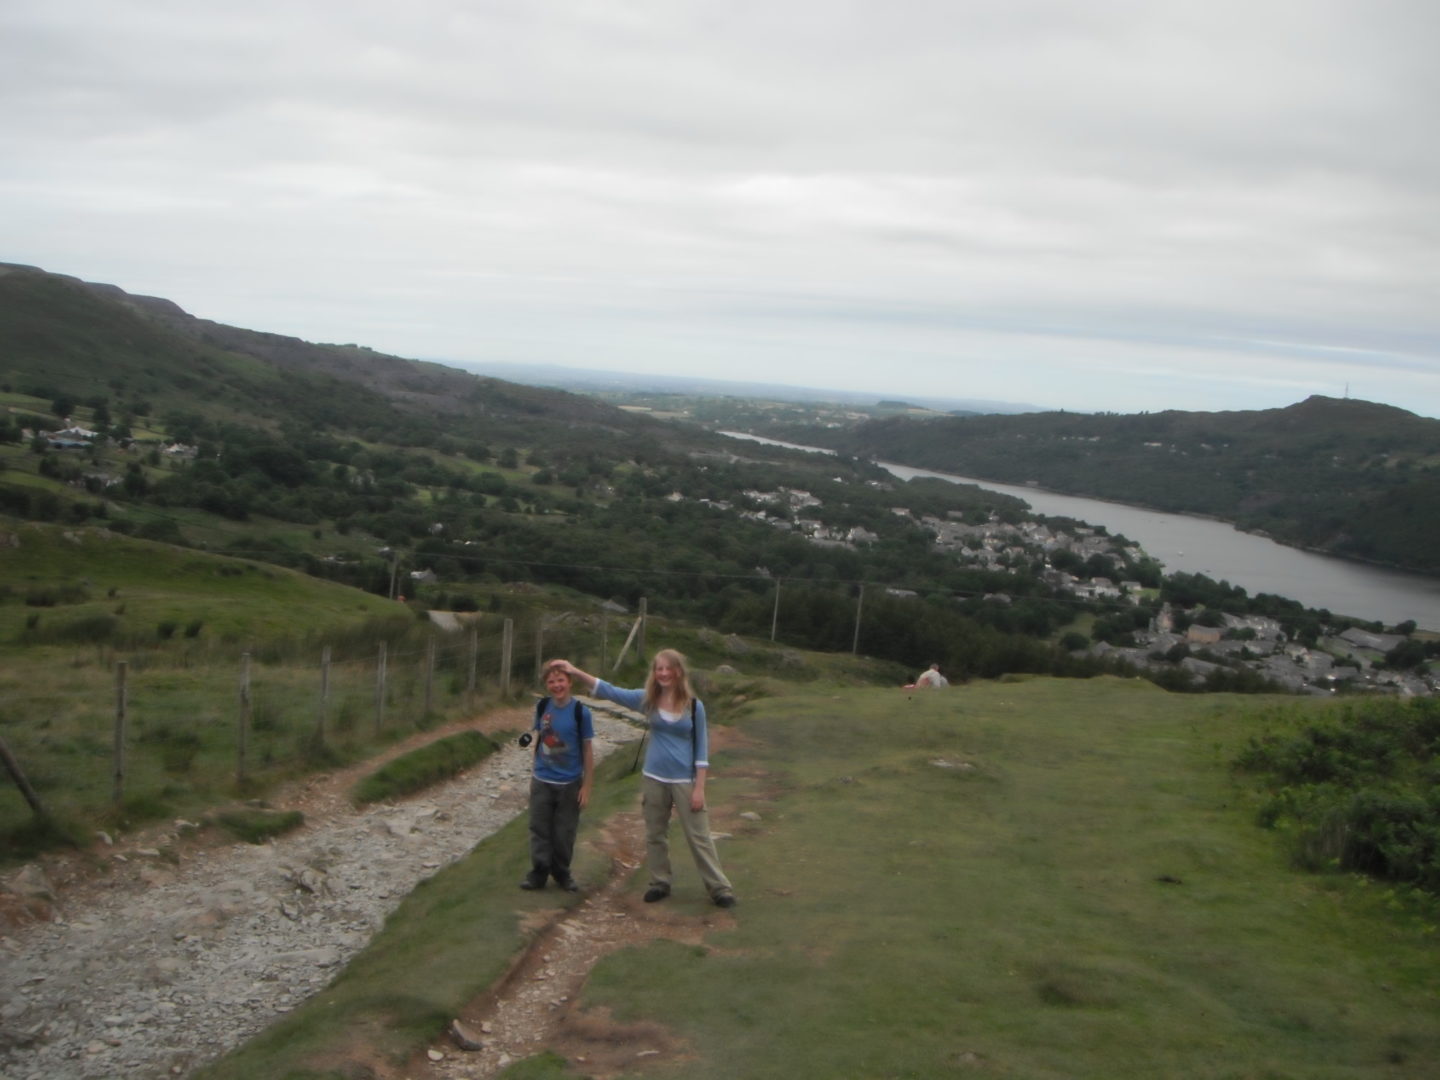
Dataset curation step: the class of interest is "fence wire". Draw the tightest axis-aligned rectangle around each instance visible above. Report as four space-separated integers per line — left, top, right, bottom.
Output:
0 609 643 831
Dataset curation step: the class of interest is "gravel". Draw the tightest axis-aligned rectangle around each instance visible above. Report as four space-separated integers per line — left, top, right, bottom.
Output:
0 710 637 1080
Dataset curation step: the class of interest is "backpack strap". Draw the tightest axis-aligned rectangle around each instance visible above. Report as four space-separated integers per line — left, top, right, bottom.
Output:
538 696 589 738
531 696 549 757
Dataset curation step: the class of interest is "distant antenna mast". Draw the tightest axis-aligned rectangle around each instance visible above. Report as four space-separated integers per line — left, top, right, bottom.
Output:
1344 382 1350 399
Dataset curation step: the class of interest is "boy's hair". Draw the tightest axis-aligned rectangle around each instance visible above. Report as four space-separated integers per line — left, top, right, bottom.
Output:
543 659 572 682
642 648 695 714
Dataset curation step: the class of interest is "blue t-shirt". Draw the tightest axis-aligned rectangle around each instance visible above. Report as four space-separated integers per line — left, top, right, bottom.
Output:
592 680 708 784
531 698 594 785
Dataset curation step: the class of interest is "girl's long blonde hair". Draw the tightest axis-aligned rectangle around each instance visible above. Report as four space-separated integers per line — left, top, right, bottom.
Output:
642 648 695 714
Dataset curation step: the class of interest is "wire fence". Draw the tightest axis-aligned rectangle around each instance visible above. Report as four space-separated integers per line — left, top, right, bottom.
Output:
0 606 650 833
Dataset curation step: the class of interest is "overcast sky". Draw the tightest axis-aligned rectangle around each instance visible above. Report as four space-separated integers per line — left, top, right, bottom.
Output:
3 0 1437 417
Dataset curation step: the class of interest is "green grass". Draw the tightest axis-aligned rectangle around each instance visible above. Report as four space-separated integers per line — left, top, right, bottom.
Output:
195 676 1440 1079
0 521 405 646
214 807 305 844
351 730 499 804
0 650 484 855
0 522 494 858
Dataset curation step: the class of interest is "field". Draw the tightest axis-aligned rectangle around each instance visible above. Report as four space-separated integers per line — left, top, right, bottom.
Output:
197 675 1440 1080
0 522 582 853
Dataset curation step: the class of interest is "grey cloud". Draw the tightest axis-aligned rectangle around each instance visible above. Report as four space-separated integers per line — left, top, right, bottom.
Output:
1 0 1436 415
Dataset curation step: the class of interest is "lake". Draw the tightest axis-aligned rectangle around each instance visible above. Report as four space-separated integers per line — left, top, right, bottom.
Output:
721 432 1440 631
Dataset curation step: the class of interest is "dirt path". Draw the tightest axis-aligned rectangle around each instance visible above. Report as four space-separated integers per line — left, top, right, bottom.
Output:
0 699 690 1080
418 809 735 1079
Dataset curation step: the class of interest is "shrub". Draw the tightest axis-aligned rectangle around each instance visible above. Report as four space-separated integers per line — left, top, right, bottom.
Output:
214 807 305 844
160 733 203 775
59 614 117 643
1238 698 1440 894
139 723 205 775
250 700 281 733
0 812 88 862
24 583 89 607
113 791 173 828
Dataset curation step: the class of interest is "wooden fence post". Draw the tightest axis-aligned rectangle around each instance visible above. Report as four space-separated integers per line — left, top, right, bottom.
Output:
112 660 128 805
637 597 647 661
771 578 782 641
237 652 251 785
0 734 47 818
424 635 436 717
374 642 388 731
318 646 331 746
467 625 478 711
500 618 514 697
851 585 865 655
534 622 545 681
613 613 643 672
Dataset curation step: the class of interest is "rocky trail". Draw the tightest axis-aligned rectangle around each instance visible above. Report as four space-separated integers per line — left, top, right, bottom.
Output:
0 699 713 1080
419 808 735 1080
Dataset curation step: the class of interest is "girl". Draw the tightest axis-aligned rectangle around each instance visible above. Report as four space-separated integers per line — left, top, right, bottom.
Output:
553 651 736 908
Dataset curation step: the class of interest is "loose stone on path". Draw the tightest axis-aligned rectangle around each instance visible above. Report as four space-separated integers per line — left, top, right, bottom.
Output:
0 711 636 1080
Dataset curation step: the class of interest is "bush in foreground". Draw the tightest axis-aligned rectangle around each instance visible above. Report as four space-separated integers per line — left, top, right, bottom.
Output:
1237 697 1440 892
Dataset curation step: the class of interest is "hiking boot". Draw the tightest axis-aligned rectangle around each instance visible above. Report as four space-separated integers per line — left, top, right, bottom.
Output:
554 874 580 892
519 872 547 891
713 893 737 909
643 886 670 903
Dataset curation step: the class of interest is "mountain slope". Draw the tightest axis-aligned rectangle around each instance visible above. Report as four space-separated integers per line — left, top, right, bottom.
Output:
0 262 647 444
806 397 1440 572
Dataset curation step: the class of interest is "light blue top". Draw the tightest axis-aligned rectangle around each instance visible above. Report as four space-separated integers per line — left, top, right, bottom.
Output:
593 680 709 783
531 698 593 785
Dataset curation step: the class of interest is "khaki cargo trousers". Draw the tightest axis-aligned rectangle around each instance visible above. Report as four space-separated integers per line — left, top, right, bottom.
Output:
640 775 733 899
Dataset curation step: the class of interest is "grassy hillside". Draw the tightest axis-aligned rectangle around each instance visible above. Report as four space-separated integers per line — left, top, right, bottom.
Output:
0 523 425 850
0 521 404 647
0 265 402 434
0 262 661 444
197 676 1440 1079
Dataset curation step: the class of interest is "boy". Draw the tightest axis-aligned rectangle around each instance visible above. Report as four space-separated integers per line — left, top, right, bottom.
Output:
520 661 595 891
